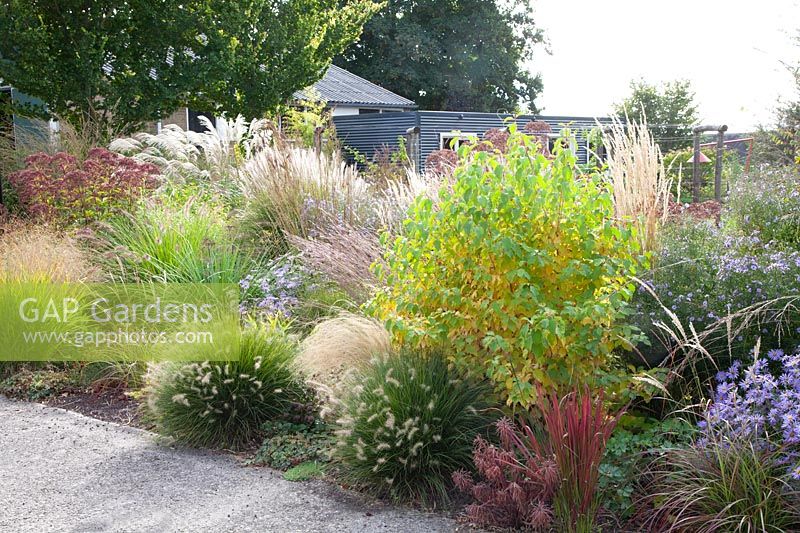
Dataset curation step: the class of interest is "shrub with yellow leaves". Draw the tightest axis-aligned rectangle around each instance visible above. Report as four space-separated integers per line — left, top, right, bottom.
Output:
370 127 645 407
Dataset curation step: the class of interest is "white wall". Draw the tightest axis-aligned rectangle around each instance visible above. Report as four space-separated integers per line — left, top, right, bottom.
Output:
330 106 360 117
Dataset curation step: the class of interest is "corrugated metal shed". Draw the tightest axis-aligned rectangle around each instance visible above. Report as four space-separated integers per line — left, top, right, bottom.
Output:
333 111 419 161
294 65 417 109
333 111 614 169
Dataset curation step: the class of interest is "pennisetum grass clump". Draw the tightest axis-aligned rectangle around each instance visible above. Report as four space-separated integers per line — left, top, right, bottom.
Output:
334 350 497 504
144 322 307 450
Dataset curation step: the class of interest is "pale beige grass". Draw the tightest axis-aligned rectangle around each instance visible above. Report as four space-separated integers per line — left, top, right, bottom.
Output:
604 117 671 252
0 224 99 282
296 313 391 386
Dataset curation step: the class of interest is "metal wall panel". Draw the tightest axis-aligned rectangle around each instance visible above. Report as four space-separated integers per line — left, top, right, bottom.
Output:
332 112 418 165
333 111 614 170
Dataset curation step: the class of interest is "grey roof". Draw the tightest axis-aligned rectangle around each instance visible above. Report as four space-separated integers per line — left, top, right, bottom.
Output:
293 65 416 109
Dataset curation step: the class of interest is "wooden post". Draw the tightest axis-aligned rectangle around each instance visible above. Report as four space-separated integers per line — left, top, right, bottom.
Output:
713 125 728 201
692 131 701 203
405 126 421 172
691 124 728 203
313 126 324 155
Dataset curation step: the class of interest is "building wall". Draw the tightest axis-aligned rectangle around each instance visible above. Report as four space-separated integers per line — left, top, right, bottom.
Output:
160 107 189 130
331 105 411 116
331 106 360 117
333 111 613 170
333 112 418 163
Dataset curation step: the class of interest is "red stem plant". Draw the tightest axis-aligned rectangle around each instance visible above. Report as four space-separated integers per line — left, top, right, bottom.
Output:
541 387 626 533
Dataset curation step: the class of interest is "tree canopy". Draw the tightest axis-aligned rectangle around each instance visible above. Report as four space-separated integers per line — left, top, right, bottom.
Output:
0 0 378 132
613 79 699 153
755 54 800 165
335 0 544 112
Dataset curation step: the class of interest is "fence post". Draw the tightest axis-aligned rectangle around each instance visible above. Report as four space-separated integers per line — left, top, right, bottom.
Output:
692 132 701 203
313 126 324 155
714 125 728 202
405 126 421 172
691 124 728 203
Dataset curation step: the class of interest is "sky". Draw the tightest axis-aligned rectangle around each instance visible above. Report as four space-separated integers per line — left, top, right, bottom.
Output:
527 0 800 132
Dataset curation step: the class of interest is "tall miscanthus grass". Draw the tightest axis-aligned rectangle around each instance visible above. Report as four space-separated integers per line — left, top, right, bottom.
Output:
238 145 374 239
110 125 205 181
110 115 273 184
644 432 800 532
240 145 441 238
334 350 496 504
374 168 445 235
286 226 382 301
542 388 625 532
238 146 439 296
605 117 671 252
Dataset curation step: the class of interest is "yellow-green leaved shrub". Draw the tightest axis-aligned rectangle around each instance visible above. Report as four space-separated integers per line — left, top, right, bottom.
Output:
370 129 645 406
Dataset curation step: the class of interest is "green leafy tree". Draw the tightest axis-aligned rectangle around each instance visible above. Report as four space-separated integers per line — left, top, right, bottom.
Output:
755 60 800 166
614 79 699 152
335 0 544 112
0 0 378 134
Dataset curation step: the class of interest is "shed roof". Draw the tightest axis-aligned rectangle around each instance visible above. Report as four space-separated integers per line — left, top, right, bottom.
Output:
293 65 416 109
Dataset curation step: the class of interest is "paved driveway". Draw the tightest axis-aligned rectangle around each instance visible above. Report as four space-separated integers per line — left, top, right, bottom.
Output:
0 398 461 532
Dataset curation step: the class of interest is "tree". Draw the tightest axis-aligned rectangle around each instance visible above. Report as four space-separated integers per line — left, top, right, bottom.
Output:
335 0 544 112
755 46 800 166
613 79 699 153
0 0 378 134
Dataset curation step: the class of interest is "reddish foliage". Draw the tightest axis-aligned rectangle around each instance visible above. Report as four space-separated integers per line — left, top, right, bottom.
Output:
523 120 553 134
8 148 160 225
523 120 553 156
540 388 625 530
453 418 559 530
668 199 722 222
472 128 510 154
424 149 459 175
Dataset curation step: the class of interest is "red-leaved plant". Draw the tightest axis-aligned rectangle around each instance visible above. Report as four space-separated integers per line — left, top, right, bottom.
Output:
8 148 159 225
542 387 625 532
453 418 560 530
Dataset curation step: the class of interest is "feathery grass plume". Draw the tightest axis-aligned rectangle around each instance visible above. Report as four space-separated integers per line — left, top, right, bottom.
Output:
110 115 274 184
190 115 273 174
604 116 671 252
238 145 373 239
109 124 206 181
334 350 496 504
0 223 100 282
296 313 391 386
287 226 382 302
144 322 306 450
644 432 800 532
541 387 625 532
374 168 443 235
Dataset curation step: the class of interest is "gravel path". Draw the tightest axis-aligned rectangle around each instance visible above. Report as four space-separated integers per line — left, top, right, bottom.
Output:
0 397 462 532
